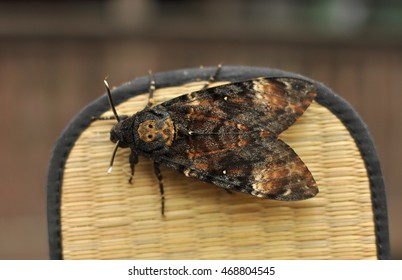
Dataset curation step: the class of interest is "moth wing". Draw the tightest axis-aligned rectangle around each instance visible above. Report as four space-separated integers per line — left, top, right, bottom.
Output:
158 136 318 201
156 77 316 136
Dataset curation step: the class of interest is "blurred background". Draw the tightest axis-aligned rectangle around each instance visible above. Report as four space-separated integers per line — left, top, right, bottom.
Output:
0 0 401 259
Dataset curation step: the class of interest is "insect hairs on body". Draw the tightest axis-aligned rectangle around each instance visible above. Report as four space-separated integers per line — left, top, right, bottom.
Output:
104 67 318 216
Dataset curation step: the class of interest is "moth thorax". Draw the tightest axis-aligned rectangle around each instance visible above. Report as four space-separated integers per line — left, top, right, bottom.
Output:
137 118 174 146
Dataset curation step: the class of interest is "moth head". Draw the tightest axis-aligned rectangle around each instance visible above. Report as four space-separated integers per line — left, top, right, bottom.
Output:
104 79 135 173
110 119 132 148
110 125 120 144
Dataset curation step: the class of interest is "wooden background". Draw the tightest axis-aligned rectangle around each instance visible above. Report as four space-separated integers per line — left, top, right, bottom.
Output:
0 0 401 259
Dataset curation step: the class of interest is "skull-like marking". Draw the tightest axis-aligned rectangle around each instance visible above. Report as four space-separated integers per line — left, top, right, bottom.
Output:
137 118 174 146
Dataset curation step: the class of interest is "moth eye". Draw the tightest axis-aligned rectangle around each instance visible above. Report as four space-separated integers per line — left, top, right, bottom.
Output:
147 134 153 139
148 124 153 129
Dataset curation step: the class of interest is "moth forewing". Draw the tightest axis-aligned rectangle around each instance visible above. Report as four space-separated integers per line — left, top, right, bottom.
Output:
106 73 318 215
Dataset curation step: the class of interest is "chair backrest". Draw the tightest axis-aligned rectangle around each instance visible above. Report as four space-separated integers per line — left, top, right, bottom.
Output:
47 66 390 259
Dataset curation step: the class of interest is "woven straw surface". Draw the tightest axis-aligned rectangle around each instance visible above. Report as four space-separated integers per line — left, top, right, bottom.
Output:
60 80 376 259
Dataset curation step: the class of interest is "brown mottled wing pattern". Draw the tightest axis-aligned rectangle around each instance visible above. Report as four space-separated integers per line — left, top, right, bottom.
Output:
158 77 317 135
154 77 318 200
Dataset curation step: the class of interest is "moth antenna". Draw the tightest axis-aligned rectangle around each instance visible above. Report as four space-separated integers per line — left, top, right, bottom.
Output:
104 79 121 123
108 140 120 174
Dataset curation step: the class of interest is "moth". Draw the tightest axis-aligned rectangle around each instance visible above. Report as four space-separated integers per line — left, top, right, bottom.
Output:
103 67 318 215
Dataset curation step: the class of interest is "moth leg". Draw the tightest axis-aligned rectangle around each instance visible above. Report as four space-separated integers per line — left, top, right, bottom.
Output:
128 150 138 184
153 162 165 216
91 114 129 121
201 64 222 90
146 70 156 108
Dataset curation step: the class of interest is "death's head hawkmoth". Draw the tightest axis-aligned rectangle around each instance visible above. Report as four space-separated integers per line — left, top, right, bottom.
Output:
104 70 318 215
